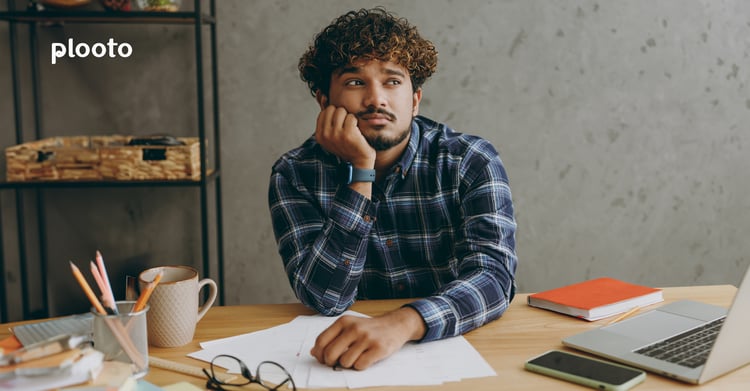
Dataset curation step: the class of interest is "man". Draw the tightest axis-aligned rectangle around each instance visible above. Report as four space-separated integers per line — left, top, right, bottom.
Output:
268 7 517 370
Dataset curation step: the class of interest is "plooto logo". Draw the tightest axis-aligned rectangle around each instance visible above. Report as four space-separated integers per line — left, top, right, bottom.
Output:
51 38 133 65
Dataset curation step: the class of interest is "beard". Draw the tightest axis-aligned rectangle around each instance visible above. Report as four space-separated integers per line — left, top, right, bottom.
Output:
365 126 411 151
356 107 412 151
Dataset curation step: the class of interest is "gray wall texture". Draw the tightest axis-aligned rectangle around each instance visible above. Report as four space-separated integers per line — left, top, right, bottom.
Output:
1 0 749 319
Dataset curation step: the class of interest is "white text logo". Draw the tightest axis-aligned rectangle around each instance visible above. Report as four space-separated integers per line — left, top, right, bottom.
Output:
51 38 133 64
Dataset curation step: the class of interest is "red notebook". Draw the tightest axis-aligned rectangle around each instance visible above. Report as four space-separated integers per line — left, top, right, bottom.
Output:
527 277 663 321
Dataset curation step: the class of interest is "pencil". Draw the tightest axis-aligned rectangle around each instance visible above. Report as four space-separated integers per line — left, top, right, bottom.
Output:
104 316 147 371
90 262 117 315
71 261 146 371
90 261 104 294
69 261 107 315
90 262 109 300
133 270 163 313
96 250 118 314
607 307 640 325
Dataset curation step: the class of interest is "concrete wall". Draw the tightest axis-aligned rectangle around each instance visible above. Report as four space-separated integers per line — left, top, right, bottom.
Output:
1 0 749 319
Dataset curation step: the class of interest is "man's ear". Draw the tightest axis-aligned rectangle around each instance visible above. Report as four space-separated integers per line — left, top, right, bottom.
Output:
315 91 329 109
412 88 423 117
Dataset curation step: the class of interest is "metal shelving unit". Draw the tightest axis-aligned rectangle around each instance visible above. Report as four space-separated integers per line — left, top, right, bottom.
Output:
0 0 224 322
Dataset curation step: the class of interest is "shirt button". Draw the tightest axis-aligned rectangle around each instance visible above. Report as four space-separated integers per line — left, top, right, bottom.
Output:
396 283 405 291
385 239 394 247
363 215 371 222
343 259 351 266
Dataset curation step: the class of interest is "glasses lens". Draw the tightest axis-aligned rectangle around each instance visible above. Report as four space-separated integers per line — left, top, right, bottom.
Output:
211 355 252 386
257 361 295 390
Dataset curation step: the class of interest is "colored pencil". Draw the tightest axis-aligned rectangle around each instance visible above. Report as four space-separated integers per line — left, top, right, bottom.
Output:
96 250 118 314
133 270 163 313
607 307 640 325
69 261 106 315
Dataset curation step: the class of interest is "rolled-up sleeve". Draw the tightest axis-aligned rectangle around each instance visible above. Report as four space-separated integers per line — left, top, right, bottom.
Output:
268 157 377 315
407 142 517 342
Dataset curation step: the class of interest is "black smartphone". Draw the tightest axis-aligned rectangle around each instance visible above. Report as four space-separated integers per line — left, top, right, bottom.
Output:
525 350 646 390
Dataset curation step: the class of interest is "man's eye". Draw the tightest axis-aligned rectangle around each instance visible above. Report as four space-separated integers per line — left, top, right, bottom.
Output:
387 79 401 85
345 80 364 86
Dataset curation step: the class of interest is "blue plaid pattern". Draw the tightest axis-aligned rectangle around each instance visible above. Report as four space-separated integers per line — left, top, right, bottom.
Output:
268 116 517 342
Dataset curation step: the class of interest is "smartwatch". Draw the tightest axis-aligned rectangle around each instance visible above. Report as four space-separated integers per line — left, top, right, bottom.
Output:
338 162 376 184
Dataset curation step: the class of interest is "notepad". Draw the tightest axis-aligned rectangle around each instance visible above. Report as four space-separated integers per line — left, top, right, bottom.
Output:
12 313 93 346
527 277 664 321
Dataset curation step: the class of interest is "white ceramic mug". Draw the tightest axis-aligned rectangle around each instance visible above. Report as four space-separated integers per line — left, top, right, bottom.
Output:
138 265 217 347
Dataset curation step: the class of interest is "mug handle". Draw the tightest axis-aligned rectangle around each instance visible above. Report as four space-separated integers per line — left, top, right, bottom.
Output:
196 278 218 322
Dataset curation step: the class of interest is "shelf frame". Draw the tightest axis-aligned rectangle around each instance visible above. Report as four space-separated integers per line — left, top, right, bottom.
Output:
0 10 216 24
0 0 224 321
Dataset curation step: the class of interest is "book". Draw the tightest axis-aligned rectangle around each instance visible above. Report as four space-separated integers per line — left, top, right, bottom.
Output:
0 347 103 391
0 348 85 376
527 277 664 321
0 336 22 353
1 334 89 366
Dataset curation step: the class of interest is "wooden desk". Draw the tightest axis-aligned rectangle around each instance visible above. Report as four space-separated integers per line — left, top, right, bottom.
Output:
2 285 748 390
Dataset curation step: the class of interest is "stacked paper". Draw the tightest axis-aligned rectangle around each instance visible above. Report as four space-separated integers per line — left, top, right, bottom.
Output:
188 311 496 389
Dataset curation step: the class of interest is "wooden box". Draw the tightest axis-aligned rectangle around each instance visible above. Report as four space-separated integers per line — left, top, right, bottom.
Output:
5 135 201 181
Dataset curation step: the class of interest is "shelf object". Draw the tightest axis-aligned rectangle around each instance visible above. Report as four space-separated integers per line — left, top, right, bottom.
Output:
0 0 224 322
6 135 202 181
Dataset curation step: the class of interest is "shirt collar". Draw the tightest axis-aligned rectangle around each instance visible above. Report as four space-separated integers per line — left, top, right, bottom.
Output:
391 119 420 179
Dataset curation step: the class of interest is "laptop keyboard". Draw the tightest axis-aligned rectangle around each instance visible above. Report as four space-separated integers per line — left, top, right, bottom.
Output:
634 317 725 368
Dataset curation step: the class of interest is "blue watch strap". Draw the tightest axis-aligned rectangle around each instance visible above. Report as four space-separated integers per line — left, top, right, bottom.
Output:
350 166 376 183
340 162 375 184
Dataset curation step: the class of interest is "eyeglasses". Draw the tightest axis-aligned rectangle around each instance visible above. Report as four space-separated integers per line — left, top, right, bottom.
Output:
203 354 297 391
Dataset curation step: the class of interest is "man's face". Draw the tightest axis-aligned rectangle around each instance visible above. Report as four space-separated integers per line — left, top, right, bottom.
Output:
319 59 422 151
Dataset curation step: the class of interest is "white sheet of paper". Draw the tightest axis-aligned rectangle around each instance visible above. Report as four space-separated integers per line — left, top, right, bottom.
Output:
341 344 444 388
188 310 496 388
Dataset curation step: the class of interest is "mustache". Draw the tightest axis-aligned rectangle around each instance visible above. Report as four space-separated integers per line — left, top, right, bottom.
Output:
355 107 396 122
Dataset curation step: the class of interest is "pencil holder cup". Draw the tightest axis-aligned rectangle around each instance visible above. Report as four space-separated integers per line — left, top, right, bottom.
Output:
92 300 150 378
138 265 217 347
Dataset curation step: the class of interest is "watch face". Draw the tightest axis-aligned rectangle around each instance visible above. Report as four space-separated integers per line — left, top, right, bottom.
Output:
337 163 353 185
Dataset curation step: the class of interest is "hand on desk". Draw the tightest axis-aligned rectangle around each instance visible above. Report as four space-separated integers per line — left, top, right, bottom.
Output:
310 306 426 370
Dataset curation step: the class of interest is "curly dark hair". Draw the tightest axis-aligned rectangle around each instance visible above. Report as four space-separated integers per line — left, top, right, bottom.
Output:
298 7 438 97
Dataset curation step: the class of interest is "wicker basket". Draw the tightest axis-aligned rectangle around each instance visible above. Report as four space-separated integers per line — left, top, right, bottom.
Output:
5 135 202 181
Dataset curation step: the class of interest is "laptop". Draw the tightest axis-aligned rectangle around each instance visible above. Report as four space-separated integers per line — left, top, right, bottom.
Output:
563 265 750 384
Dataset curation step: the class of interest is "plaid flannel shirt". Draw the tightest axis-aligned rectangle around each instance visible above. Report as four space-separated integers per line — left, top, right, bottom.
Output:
268 115 517 342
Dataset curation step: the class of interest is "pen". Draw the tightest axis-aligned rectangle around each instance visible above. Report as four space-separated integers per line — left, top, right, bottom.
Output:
607 307 640 325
